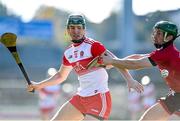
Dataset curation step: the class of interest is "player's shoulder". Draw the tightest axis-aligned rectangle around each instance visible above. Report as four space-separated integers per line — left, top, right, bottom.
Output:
63 44 73 55
84 37 102 45
65 44 73 50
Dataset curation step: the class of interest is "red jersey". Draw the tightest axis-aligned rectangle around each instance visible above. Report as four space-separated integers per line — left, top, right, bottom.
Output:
149 44 180 92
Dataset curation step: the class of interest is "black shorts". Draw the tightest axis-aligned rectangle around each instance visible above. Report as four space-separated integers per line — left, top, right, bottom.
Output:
159 92 180 114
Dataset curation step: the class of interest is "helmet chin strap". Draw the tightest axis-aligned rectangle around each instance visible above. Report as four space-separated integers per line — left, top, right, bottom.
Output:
154 43 162 49
72 39 83 43
71 36 85 43
154 41 173 49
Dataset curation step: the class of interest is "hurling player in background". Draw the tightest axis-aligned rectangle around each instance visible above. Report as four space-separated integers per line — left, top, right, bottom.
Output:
102 21 180 121
38 68 61 120
27 13 143 121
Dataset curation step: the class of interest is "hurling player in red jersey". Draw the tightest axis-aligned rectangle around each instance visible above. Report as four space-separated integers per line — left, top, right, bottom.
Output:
27 13 143 121
102 21 180 120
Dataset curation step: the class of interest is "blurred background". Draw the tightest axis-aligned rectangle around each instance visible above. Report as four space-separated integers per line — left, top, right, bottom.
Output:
0 0 180 120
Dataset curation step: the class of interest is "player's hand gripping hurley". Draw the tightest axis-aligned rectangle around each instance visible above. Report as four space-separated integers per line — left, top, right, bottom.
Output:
0 32 34 93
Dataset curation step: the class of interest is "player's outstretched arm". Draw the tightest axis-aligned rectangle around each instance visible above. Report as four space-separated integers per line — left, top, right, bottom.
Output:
87 50 144 93
122 54 149 59
105 51 144 93
27 65 73 91
102 54 153 70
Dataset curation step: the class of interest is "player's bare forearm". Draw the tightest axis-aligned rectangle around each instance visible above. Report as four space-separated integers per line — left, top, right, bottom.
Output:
117 68 133 82
37 72 66 88
39 65 72 88
29 65 72 91
112 57 152 70
122 54 149 59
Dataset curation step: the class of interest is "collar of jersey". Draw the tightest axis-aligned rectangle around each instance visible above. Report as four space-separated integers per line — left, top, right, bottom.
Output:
73 37 86 47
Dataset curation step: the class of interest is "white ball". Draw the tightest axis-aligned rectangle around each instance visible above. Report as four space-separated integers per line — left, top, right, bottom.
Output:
161 69 169 78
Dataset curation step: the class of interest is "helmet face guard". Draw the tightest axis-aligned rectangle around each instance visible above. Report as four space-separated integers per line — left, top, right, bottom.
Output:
153 21 179 49
66 14 86 29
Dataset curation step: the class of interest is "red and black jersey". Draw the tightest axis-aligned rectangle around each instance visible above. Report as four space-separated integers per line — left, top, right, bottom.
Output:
149 44 180 92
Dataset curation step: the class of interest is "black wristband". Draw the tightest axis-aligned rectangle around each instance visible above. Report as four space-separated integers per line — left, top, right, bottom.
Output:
148 57 157 66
